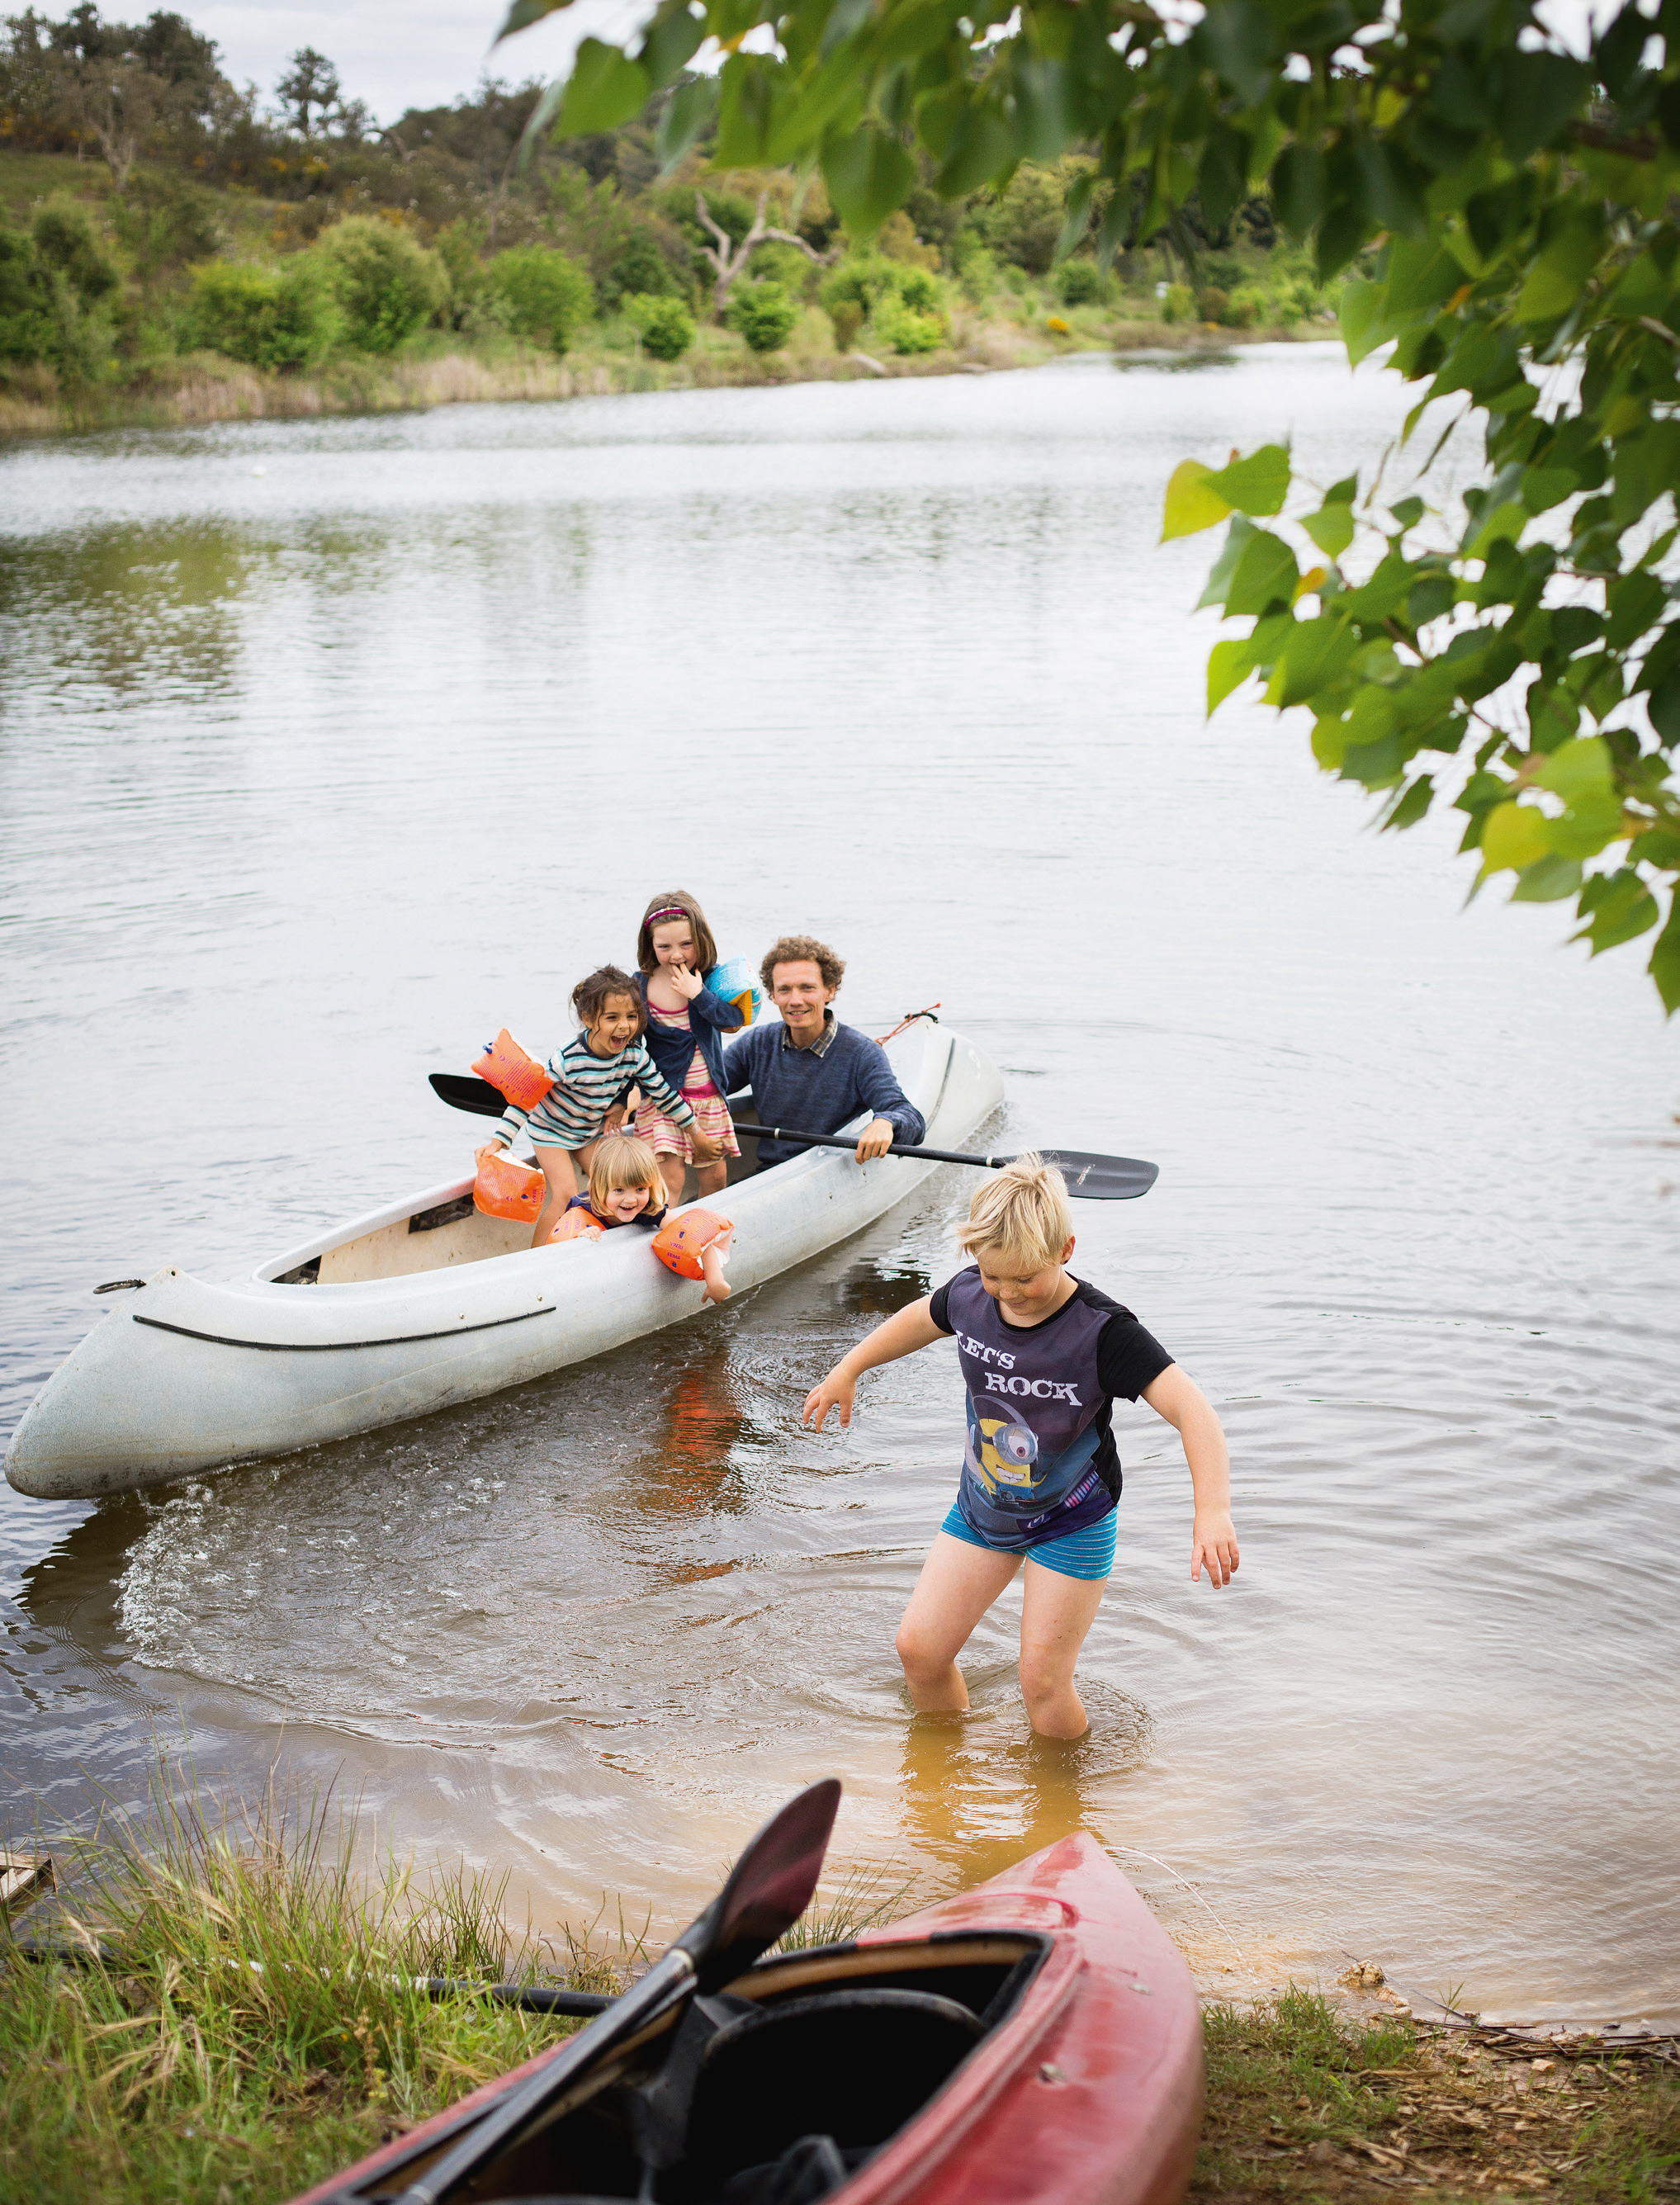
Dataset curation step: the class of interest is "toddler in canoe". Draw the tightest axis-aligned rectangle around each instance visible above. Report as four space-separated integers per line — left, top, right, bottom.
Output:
546 1134 736 1303
480 964 721 1247
632 889 747 1210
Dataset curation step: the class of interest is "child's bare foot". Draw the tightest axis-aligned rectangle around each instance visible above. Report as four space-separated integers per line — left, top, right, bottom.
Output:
703 1277 732 1304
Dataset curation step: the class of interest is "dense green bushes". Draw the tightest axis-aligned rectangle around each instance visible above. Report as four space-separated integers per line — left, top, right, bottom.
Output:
190 258 338 369
0 201 117 381
313 216 449 353
729 279 797 353
625 291 694 359
485 243 595 353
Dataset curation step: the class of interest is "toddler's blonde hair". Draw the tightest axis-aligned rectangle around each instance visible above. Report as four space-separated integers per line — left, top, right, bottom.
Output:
955 1152 1072 1270
587 1133 666 1214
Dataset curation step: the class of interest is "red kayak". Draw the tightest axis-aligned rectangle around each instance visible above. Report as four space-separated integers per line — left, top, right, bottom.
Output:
292 1827 1201 2205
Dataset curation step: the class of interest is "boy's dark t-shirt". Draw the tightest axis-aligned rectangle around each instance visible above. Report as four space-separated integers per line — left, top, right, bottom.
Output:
929 1270 1174 1550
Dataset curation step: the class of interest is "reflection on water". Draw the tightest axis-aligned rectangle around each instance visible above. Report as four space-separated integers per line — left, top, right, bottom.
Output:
2 354 1677 2024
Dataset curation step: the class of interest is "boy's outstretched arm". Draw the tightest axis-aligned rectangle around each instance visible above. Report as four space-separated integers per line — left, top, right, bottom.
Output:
802 1296 944 1431
1141 1365 1239 1588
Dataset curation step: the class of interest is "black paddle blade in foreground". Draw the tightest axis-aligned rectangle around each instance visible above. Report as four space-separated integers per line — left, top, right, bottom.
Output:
429 1071 507 1118
675 1776 842 1995
384 1780 843 2205
732 1124 1160 1200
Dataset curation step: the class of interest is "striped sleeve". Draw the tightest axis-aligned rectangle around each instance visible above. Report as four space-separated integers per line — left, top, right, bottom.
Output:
628 1039 695 1126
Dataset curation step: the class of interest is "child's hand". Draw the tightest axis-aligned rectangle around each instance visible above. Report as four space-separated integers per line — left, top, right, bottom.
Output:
1191 1510 1240 1588
667 959 704 1001
802 1368 855 1431
690 1129 722 1164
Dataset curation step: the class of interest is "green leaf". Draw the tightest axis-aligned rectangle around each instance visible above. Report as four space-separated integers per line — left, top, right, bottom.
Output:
1271 142 1324 240
1384 774 1436 830
1649 897 1680 1015
641 4 706 86
1163 460 1233 542
1265 614 1359 707
1203 442 1291 518
1570 868 1660 954
1208 636 1258 713
1515 218 1601 324
495 0 575 40
1303 502 1354 559
1510 854 1583 901
823 124 916 234
932 104 1012 196
1225 528 1299 617
1535 735 1613 803
1054 172 1094 266
557 39 651 135
1480 800 1552 873
1197 513 1254 608
656 74 718 172
1498 52 1590 161
1340 278 1395 367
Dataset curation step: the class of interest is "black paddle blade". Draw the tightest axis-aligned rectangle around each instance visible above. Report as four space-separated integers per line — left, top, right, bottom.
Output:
430 1072 507 1118
1034 1148 1160 1201
676 1778 842 1994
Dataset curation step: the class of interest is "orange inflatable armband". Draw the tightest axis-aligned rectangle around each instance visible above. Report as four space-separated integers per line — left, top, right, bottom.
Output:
651 1207 729 1280
544 1204 603 1245
474 1146 546 1223
471 1029 554 1112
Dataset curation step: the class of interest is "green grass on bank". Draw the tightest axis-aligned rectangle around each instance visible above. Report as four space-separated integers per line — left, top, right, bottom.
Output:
1 1772 622 2205
1195 1988 1680 2203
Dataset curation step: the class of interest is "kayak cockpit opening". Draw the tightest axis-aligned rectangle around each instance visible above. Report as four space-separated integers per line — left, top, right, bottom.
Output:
345 1931 1047 2205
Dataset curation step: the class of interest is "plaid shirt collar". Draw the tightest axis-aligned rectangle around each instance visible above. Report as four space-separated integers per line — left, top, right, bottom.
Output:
779 1005 839 1058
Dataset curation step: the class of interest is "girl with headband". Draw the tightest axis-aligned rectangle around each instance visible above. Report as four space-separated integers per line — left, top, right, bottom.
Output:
632 891 747 1209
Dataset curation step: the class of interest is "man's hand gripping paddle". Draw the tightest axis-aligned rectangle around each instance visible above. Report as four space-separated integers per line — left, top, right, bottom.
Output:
386 1778 843 2205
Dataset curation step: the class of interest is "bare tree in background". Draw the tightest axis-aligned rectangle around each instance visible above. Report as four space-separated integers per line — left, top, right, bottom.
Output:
694 191 834 319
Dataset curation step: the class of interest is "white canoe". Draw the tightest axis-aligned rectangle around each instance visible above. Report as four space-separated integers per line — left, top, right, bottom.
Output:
6 1023 1001 1502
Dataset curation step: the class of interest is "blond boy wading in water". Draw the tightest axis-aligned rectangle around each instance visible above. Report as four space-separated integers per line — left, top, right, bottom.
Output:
802 1157 1239 1739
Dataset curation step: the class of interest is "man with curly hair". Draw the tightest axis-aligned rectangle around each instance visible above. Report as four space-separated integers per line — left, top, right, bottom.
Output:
722 934 925 1171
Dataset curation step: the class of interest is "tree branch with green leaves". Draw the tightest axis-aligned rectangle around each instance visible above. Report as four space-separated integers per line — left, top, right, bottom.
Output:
497 0 1680 1010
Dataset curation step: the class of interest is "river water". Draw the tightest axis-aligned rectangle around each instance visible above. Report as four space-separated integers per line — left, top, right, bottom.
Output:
2 346 1675 2028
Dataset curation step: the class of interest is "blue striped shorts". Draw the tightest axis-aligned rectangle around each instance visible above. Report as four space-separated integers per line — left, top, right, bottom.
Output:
939 1502 1117 1582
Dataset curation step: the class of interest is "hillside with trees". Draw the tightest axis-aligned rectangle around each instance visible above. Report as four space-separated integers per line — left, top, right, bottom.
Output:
0 3 1334 432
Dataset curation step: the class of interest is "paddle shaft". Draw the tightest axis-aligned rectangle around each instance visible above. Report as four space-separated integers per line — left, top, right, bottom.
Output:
736 1124 1020 1169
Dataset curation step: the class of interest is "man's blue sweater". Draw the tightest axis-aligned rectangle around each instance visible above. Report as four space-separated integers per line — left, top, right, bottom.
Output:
722 1014 926 1168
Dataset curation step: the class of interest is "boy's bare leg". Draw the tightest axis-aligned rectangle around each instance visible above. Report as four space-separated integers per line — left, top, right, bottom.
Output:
896 1534 1020 1713
1017 1561 1107 1738
530 1144 580 1247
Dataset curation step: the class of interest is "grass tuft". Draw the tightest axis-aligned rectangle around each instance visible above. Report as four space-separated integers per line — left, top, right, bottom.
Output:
0 1765 622 2205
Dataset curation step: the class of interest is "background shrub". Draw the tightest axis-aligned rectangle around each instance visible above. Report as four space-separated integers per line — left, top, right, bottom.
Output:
1160 282 1194 324
312 216 448 353
1195 285 1228 324
826 297 862 351
1057 260 1104 306
190 261 340 371
485 244 595 354
730 280 797 353
624 291 693 360
874 291 944 354
0 207 119 383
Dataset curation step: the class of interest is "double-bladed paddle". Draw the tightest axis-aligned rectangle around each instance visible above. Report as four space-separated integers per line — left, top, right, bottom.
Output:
426 1074 1158 1201
385 1777 842 2205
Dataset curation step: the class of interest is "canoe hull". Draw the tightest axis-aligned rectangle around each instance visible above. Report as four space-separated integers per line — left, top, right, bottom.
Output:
6 1024 1000 1500
286 1832 1202 2205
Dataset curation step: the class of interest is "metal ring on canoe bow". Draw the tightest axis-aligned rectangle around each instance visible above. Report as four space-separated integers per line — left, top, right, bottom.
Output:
130 1307 559 1353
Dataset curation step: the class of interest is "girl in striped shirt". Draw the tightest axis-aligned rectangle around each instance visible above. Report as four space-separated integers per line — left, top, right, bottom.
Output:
481 965 721 1246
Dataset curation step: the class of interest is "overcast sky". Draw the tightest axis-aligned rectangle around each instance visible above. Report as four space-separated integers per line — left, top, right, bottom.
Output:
193 0 650 122
192 0 1603 130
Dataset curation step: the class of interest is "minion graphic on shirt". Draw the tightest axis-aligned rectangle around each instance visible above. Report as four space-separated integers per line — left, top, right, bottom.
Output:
963 1398 1040 1498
